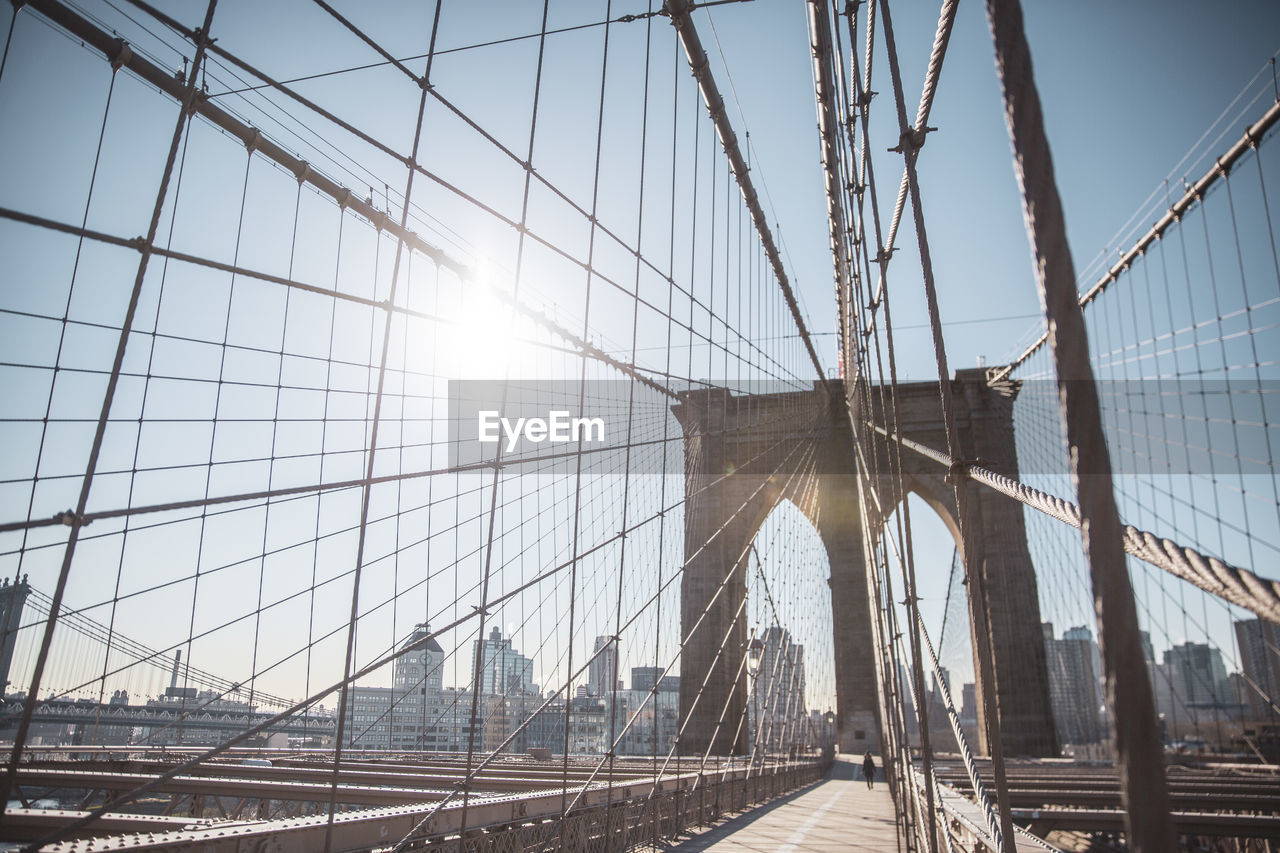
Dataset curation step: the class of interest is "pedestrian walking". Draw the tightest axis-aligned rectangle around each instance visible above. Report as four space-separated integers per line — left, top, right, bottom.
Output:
862 750 876 790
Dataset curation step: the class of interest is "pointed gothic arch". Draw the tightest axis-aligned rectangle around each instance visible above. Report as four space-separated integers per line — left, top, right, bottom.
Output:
674 370 1058 757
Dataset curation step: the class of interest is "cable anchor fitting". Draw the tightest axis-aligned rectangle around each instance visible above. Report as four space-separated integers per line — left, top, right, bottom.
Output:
890 126 935 155
946 457 991 486
54 509 82 527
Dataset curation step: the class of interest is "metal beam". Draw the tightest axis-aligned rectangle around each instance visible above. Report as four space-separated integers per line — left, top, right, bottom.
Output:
1014 808 1280 839
0 809 213 843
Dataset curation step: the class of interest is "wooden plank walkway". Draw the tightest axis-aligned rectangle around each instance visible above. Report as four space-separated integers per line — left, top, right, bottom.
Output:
669 757 899 851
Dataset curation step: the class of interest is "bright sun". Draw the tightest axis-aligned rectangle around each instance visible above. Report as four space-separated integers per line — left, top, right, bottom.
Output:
449 267 517 380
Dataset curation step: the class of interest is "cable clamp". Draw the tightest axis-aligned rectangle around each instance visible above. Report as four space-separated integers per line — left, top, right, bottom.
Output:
945 460 971 486
947 457 993 485
872 247 895 266
190 28 214 51
854 90 876 109
295 161 312 185
54 509 81 527
890 126 934 155
107 38 132 72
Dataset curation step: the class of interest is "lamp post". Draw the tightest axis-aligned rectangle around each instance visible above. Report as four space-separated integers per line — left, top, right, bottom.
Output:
747 635 763 763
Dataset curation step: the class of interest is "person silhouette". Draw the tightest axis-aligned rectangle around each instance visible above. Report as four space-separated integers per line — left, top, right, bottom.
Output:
862 751 876 790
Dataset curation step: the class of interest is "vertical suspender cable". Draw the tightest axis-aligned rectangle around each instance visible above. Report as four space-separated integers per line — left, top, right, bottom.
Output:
0 0 221 812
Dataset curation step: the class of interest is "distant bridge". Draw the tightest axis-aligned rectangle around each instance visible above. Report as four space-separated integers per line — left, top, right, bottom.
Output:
0 698 335 740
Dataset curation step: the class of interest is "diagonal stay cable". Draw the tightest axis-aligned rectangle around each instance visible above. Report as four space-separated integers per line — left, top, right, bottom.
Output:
867 417 1280 623
24 396 825 848
388 419 826 850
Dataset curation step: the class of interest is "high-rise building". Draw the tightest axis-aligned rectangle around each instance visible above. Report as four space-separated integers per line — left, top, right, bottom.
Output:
617 684 679 756
1063 624 1109 727
1043 622 1103 745
926 665 951 721
395 623 445 695
756 626 806 750
344 624 474 752
630 666 679 695
1139 630 1155 668
588 635 618 698
631 666 658 693
474 626 536 696
1164 641 1231 709
960 683 977 724
1234 618 1280 721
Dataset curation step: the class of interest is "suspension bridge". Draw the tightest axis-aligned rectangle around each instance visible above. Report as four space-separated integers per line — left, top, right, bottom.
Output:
0 0 1278 851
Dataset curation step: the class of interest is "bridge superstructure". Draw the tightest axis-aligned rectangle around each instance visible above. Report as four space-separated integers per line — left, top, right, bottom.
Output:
0 0 1277 852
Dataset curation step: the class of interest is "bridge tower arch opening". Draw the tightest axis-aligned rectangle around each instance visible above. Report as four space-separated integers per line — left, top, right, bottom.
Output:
740 497 841 759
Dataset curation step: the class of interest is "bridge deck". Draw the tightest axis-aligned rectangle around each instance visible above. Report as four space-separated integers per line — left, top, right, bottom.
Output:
671 757 898 851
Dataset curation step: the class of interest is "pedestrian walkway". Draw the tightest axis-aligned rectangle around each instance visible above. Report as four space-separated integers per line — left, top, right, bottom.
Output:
669 756 898 851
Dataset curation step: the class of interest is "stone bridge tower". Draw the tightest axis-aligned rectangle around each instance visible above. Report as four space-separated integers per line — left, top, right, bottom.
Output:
673 369 1058 758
